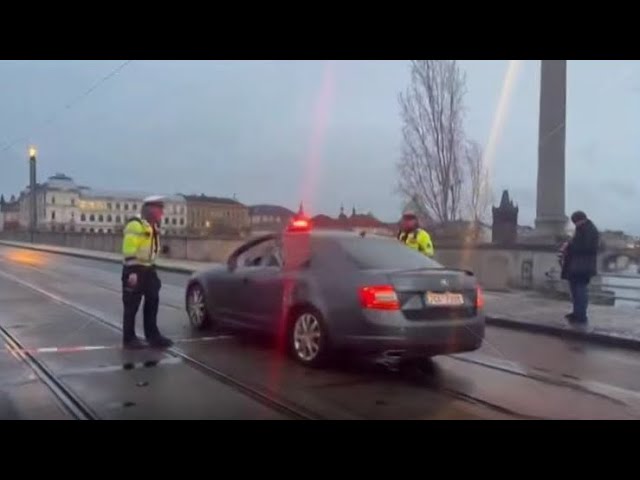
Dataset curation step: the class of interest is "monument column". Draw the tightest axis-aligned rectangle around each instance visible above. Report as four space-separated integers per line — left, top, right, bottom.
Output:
534 60 568 238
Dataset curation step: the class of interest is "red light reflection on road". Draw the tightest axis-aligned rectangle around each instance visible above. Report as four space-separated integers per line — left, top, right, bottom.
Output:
5 249 48 267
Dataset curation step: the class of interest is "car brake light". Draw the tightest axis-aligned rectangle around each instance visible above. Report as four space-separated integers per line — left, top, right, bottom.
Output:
359 285 400 310
292 219 309 229
476 286 485 309
287 217 312 232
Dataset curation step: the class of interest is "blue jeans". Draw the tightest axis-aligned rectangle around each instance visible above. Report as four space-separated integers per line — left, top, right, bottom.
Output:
569 280 589 323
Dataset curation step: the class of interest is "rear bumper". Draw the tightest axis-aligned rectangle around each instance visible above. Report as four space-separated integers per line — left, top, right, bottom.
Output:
336 316 485 356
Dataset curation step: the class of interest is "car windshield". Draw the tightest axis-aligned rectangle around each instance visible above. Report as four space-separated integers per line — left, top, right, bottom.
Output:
338 236 442 270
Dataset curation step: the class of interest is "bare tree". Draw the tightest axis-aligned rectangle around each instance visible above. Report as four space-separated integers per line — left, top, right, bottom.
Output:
397 60 469 224
463 140 492 223
397 60 494 228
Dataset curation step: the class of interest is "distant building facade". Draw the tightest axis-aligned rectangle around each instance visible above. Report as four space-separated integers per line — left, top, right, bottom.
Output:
15 173 187 234
184 195 249 236
600 230 636 250
76 189 186 235
249 204 295 233
0 195 20 231
312 206 394 236
492 190 518 245
18 174 75 232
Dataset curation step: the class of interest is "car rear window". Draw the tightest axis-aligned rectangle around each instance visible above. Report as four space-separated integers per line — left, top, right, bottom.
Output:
338 236 442 270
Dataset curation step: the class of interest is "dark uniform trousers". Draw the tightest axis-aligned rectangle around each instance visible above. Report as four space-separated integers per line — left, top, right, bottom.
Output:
121 265 162 341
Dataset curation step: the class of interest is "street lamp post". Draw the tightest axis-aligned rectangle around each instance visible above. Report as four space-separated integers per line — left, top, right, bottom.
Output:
28 146 37 242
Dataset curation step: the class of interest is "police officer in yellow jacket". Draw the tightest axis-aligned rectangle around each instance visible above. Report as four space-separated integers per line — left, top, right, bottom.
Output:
397 211 435 257
121 196 173 349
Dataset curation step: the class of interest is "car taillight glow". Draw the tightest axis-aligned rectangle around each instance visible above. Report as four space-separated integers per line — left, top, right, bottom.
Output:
476 286 485 309
291 219 309 229
287 217 312 232
359 285 400 310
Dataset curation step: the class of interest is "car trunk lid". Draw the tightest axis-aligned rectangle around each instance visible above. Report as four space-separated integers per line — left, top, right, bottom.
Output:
373 268 479 320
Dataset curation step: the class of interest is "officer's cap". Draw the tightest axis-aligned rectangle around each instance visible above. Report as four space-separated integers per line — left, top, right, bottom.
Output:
142 195 166 208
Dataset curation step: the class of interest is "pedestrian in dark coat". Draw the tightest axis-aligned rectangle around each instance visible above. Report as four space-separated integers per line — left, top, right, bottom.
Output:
562 211 600 324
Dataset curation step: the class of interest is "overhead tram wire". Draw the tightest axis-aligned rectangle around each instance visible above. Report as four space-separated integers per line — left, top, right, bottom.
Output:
0 60 134 158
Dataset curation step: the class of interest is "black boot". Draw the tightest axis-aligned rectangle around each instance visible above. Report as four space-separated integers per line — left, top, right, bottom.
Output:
147 335 173 348
123 336 147 350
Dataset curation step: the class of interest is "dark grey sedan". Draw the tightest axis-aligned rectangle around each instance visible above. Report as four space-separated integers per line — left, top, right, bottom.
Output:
185 228 485 367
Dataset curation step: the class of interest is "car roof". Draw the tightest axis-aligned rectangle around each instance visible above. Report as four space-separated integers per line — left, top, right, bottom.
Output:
241 230 390 251
288 229 388 239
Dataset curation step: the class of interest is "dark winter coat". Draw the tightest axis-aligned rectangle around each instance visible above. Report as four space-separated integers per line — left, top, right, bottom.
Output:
561 220 600 282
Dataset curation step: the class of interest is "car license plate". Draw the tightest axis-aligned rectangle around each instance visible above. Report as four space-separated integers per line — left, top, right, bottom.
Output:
426 292 464 306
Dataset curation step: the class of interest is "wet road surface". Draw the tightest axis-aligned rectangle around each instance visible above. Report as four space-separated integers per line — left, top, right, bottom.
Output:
1 245 640 419
0 337 71 420
0 275 287 420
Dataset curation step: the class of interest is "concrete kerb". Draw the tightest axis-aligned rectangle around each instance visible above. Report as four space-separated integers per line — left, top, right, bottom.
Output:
2 240 639 352
485 315 640 352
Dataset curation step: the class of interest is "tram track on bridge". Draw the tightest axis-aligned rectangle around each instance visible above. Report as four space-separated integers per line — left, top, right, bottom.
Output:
447 354 633 408
0 323 100 420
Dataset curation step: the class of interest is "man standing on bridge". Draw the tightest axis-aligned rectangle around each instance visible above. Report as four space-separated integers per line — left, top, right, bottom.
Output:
121 196 173 349
561 211 600 325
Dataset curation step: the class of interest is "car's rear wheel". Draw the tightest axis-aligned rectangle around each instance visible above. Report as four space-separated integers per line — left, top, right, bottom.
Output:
288 309 330 367
186 283 212 331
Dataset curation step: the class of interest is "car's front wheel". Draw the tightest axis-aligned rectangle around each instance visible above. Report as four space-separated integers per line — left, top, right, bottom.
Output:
288 309 330 367
186 283 212 331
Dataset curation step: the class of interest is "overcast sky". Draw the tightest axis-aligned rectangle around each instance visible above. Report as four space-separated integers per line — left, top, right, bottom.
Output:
1 60 639 232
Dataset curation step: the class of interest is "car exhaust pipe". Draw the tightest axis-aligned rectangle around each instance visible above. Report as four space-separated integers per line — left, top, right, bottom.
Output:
382 350 404 359
375 350 406 370
376 350 404 371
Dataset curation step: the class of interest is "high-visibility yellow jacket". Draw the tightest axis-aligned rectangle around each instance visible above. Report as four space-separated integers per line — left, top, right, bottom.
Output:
398 228 434 257
122 216 159 267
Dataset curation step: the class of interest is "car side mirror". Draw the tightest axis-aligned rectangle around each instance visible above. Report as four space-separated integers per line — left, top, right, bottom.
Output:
266 255 280 267
228 258 237 272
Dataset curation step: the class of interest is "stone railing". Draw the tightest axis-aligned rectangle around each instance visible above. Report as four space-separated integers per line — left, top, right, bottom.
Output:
2 232 636 304
434 242 638 305
434 243 561 291
0 230 244 263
